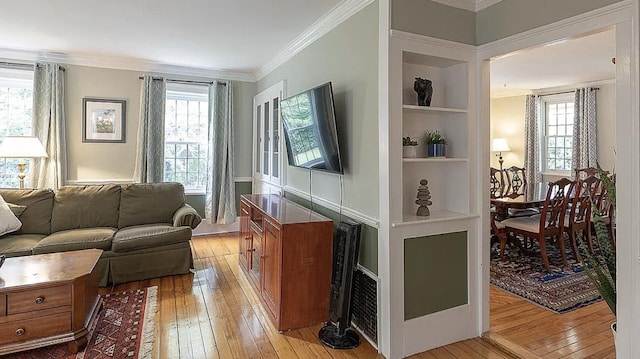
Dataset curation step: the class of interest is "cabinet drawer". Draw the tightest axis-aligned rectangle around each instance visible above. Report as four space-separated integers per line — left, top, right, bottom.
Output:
7 285 71 315
0 312 71 345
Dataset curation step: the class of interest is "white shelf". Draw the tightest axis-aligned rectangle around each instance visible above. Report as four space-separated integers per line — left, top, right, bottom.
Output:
403 157 468 163
392 210 478 227
403 104 467 113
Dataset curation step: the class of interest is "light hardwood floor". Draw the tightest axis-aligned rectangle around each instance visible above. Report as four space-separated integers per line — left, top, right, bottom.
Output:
99 234 513 359
98 234 615 358
489 285 616 359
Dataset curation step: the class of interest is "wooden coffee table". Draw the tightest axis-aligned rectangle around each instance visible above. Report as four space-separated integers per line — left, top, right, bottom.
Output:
0 249 103 355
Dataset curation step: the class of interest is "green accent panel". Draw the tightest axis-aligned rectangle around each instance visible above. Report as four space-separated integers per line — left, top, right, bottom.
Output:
476 0 622 45
235 181 252 212
284 191 378 275
404 231 467 320
185 181 251 219
185 194 205 218
392 0 475 45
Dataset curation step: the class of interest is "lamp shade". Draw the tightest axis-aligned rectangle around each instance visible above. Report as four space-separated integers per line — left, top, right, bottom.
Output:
491 138 511 152
0 136 48 158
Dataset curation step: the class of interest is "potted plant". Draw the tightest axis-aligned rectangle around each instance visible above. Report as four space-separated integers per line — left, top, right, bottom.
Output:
424 130 447 157
402 136 418 158
577 165 616 341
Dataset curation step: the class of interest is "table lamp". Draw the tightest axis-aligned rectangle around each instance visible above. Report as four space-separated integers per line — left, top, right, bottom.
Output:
491 138 511 171
0 136 48 189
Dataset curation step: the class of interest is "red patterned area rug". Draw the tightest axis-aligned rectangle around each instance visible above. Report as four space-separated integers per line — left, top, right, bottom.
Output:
7 286 157 359
490 241 601 313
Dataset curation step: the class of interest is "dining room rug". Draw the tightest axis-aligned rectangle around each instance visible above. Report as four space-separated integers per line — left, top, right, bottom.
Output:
490 241 601 313
7 286 158 359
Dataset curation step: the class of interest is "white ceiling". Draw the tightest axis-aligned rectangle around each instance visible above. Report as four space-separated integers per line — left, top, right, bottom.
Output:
0 0 341 76
490 29 616 98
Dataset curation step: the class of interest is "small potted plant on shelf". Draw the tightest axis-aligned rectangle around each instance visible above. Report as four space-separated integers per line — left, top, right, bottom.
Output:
402 136 418 158
424 130 447 157
577 165 616 343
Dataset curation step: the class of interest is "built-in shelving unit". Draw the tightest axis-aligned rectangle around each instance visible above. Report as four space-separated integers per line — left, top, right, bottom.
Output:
382 30 480 357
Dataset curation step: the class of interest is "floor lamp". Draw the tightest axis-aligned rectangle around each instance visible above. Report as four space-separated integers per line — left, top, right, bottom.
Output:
0 136 48 189
491 138 510 188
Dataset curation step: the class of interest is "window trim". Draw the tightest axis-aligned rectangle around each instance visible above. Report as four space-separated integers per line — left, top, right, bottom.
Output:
540 93 574 176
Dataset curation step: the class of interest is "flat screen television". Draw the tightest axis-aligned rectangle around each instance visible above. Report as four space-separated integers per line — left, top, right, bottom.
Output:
280 82 343 174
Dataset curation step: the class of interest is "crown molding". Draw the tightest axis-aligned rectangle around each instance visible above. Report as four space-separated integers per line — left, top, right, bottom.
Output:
475 0 503 12
390 29 477 53
429 0 475 12
254 0 375 81
0 48 256 82
429 0 502 12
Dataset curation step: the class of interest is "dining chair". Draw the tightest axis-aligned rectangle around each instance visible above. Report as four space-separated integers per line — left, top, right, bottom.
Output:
503 165 540 217
565 176 601 260
595 175 616 245
502 178 574 272
490 210 508 260
574 167 610 180
504 165 526 198
490 167 506 199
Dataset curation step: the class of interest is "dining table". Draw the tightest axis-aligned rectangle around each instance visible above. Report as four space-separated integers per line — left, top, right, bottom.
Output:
491 182 551 220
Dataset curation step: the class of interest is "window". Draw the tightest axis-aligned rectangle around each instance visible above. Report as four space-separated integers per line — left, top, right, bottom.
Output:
164 84 208 193
542 94 574 173
0 68 34 188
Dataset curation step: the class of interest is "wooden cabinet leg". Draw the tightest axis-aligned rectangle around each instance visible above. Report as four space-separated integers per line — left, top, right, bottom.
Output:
68 335 88 353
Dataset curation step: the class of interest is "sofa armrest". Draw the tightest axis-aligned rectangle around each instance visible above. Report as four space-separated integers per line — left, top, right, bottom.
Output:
173 204 202 229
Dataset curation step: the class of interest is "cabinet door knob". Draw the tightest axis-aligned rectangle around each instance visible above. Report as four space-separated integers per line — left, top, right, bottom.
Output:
15 328 25 336
251 248 256 252
35 296 44 304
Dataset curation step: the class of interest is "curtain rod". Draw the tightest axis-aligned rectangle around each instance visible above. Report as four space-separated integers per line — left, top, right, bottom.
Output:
0 61 66 71
537 87 599 97
138 76 225 86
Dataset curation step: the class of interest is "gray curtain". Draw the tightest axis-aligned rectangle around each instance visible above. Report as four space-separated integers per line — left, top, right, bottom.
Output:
523 94 542 194
31 63 66 190
572 87 598 173
134 75 166 183
205 80 236 224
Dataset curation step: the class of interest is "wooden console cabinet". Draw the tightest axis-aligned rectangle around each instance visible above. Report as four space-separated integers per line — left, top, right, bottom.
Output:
239 194 333 331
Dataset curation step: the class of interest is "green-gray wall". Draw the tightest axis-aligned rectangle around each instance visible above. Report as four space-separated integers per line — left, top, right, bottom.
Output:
404 232 468 319
476 0 623 44
284 191 378 274
63 64 255 184
391 0 476 45
256 1 379 272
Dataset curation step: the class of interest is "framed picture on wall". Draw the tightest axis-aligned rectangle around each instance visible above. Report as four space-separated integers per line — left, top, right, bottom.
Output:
82 98 126 143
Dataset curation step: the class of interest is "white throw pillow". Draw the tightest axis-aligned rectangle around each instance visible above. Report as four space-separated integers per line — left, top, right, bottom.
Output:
0 194 21 236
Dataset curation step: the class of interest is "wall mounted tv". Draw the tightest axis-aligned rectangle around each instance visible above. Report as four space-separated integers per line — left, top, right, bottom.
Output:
281 82 343 174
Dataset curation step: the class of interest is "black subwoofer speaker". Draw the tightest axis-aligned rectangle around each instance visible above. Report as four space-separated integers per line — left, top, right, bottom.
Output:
318 220 362 349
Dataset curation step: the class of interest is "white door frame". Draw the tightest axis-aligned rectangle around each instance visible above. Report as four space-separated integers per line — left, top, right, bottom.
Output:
477 2 638 357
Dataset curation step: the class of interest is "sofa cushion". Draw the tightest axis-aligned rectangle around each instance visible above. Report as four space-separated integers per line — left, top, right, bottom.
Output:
112 224 191 253
0 195 21 236
52 185 121 233
0 234 45 257
0 189 54 235
8 203 27 217
32 227 115 254
118 183 185 228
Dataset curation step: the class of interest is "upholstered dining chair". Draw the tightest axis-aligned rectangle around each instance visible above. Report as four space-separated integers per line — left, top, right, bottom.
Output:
490 167 506 199
503 165 540 217
565 176 601 260
490 210 508 260
502 178 574 272
595 174 616 245
574 167 610 180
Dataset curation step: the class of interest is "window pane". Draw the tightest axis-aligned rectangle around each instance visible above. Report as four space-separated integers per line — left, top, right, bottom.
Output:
547 159 555 169
566 125 573 135
176 144 188 159
564 148 572 158
548 137 555 147
565 160 572 170
0 79 34 188
557 126 565 136
548 126 556 136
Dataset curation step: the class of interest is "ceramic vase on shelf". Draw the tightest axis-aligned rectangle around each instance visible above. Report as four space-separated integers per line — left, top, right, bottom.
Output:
427 144 446 157
403 146 417 158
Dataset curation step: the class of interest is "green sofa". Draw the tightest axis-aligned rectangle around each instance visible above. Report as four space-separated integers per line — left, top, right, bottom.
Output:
0 182 201 286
